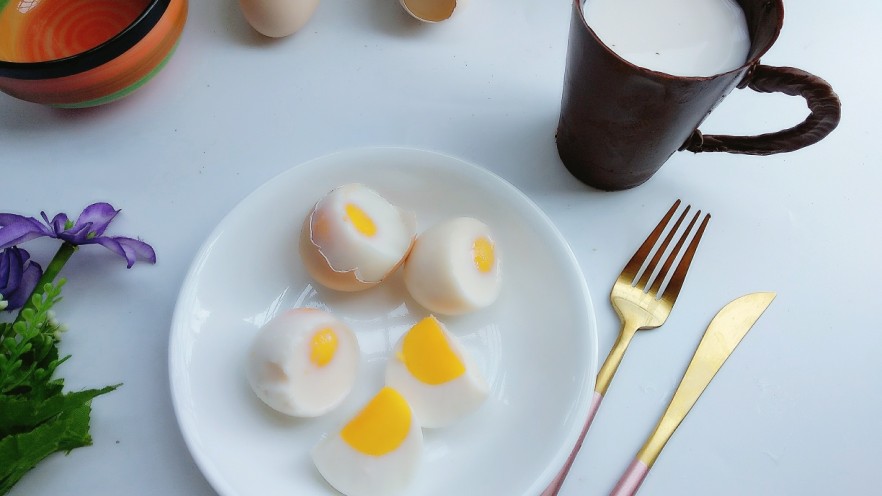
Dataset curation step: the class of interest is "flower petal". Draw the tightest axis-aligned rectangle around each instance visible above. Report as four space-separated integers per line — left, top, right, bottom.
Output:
4 258 42 311
46 212 69 237
73 203 119 237
0 247 41 312
94 236 156 268
0 248 11 290
0 214 50 249
4 247 23 294
59 221 94 244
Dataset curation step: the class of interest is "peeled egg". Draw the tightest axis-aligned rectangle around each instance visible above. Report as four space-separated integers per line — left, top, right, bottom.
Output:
312 387 423 496
400 0 457 22
238 0 319 38
246 308 359 417
385 315 488 428
403 217 501 315
300 184 416 292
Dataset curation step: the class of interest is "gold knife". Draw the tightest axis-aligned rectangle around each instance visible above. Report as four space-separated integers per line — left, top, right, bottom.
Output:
610 292 776 496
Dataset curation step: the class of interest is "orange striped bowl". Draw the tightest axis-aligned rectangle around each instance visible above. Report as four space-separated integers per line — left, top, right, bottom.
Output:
0 0 187 108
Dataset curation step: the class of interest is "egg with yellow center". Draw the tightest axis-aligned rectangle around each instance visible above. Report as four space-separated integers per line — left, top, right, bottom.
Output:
312 386 423 496
385 315 489 428
403 217 501 315
300 184 416 292
246 308 359 417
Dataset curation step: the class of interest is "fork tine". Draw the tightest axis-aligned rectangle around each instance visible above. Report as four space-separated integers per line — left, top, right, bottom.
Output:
621 199 681 280
635 204 690 290
657 212 711 302
648 209 701 295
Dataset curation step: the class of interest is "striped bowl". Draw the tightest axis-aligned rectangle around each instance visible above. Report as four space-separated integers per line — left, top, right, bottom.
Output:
0 0 187 108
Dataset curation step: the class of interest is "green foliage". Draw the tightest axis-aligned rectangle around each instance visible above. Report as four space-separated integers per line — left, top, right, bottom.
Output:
0 281 116 495
1 283 65 395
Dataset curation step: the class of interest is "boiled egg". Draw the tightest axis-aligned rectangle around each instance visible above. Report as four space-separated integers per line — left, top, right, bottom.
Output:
238 0 319 38
403 217 501 315
312 386 423 496
246 308 359 417
300 184 416 292
385 315 488 428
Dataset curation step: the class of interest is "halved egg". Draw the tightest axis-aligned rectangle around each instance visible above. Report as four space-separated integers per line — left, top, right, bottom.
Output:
312 386 423 496
246 308 359 417
300 184 416 292
403 217 501 315
385 315 488 428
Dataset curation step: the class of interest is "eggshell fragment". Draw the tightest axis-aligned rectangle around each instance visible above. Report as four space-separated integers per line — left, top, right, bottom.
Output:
300 215 378 292
299 184 417 292
238 0 320 38
400 0 457 23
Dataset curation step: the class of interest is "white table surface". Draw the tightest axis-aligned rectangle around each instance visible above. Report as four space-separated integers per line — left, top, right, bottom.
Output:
2 0 879 495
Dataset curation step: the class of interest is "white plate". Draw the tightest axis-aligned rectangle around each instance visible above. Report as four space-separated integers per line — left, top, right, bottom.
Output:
169 147 598 496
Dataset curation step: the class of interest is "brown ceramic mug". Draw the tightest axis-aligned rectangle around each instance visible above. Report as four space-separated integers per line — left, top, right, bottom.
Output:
556 0 841 191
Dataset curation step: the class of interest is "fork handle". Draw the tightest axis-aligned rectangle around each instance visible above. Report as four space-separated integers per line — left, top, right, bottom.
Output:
542 322 640 495
610 458 650 496
540 391 604 496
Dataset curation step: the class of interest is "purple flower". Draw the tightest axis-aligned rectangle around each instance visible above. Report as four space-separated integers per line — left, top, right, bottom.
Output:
0 203 156 268
0 247 43 312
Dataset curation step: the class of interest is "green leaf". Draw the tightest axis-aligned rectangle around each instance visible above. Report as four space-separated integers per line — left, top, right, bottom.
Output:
0 402 94 495
17 308 34 323
0 386 118 438
22 380 64 404
1 281 63 394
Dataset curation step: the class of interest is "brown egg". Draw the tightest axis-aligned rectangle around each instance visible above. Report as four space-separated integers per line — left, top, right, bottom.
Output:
399 0 458 23
238 0 319 38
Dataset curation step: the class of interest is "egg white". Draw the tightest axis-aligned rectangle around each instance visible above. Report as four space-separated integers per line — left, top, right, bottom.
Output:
305 183 416 287
385 317 489 428
246 308 359 417
404 217 501 315
312 389 423 496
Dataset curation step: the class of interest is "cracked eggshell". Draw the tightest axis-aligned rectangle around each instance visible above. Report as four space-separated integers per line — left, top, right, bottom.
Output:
300 215 376 292
238 0 319 38
400 0 459 23
299 185 417 292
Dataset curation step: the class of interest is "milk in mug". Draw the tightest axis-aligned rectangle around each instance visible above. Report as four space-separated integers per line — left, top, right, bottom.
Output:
583 0 751 77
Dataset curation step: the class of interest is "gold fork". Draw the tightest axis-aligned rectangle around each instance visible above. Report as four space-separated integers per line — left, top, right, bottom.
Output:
542 200 711 496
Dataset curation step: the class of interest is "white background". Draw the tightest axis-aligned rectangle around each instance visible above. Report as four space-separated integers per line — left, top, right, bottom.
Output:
1 0 879 495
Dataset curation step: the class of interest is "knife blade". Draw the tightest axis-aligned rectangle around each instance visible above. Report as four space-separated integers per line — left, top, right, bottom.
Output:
610 291 776 496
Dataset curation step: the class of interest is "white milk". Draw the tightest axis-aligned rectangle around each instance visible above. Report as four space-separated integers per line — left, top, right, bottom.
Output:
583 0 751 77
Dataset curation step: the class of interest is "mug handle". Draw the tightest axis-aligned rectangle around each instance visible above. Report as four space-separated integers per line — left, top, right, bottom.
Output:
681 65 841 155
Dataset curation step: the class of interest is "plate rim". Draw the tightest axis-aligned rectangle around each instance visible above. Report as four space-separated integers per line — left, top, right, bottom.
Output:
168 146 598 496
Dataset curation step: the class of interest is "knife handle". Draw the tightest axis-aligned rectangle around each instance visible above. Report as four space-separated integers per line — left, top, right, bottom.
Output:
610 458 649 496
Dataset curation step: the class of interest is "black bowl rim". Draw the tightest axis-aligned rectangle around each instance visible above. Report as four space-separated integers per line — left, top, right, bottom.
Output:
0 0 171 80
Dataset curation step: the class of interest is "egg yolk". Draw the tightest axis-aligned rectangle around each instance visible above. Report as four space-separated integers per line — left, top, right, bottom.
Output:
400 316 465 385
310 328 338 367
344 203 377 237
341 387 412 456
473 236 495 273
